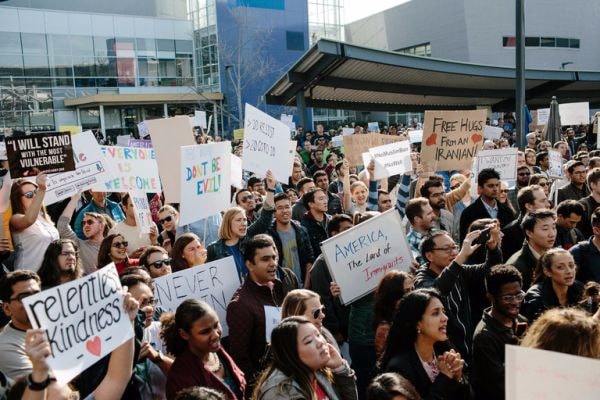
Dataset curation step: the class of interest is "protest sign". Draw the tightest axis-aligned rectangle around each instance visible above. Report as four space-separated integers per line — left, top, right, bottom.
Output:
367 122 379 132
243 103 294 182
130 190 153 234
343 133 404 166
116 135 130 147
42 131 118 205
474 148 519 181
331 135 344 148
128 139 153 148
91 146 161 193
536 108 550 126
58 125 82 135
548 149 564 178
22 264 133 384
137 121 150 138
408 130 423 143
369 140 412 179
0 142 6 160
144 116 196 203
194 110 207 129
6 131 75 178
180 142 231 226
233 128 244 140
231 154 243 189
153 257 240 336
420 109 487 171
559 102 589 126
505 345 599 400
320 208 413 305
484 125 504 140
342 128 354 136
361 152 372 170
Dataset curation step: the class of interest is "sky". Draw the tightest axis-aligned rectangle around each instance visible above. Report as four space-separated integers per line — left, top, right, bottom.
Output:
343 0 410 24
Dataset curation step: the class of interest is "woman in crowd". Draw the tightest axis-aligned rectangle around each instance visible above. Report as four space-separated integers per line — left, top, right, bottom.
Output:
162 299 245 400
521 307 600 358
529 173 550 198
37 239 83 289
579 281 600 314
372 270 414 357
379 288 470 400
58 192 111 274
498 181 516 218
97 233 138 274
158 205 179 255
447 173 473 223
524 148 537 170
522 248 584 322
253 316 357 400
367 373 422 400
9 173 59 271
171 233 207 272
281 289 339 351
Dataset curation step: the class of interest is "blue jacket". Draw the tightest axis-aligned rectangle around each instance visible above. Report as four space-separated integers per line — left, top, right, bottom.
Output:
74 199 125 239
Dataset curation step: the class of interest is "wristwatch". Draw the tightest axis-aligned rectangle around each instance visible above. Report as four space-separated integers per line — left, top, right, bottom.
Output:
266 187 276 193
26 373 52 391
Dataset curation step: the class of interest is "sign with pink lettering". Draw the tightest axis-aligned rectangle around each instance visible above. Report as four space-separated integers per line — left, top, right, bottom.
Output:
22 264 134 384
91 146 161 193
320 208 413 305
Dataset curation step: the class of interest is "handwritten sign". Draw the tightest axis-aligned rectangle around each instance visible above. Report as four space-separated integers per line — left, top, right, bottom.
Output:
243 103 293 182
128 139 153 148
474 148 519 181
367 122 379 132
58 125 82 135
116 135 130 147
506 345 600 400
484 125 504 140
91 146 161 193
130 191 153 234
233 128 244 140
6 131 75 178
145 116 196 203
369 140 412 179
320 208 413 305
0 142 7 160
153 257 240 336
194 110 207 129
137 121 150 138
343 133 404 167
420 110 486 171
536 108 550 126
180 142 231 226
408 130 423 143
548 149 564 178
559 102 590 126
42 131 118 205
342 128 354 136
22 264 133 384
231 154 244 189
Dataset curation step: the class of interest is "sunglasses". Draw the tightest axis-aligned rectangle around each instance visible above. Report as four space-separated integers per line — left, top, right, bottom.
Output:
240 194 254 203
112 241 128 248
159 215 174 225
450 185 460 190
518 172 531 176
81 219 97 226
149 258 172 269
312 306 325 319
22 189 39 199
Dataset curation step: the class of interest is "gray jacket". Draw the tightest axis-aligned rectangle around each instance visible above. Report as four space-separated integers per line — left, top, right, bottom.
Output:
257 364 357 400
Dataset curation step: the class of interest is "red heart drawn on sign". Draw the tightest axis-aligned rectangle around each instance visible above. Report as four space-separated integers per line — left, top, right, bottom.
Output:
86 336 101 357
471 133 483 143
425 133 437 146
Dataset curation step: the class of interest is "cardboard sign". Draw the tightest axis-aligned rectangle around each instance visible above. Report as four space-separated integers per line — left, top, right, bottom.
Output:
320 208 413 305
505 345 600 400
243 104 294 182
58 125 82 135
153 257 240 336
233 128 244 140
130 191 153 234
484 125 504 140
22 264 133 384
6 131 75 178
420 110 487 171
180 142 231 226
145 116 196 203
128 139 153 148
474 148 519 181
42 131 118 205
548 149 564 178
559 102 590 126
137 121 150 138
92 146 161 193
369 140 412 179
194 110 207 129
343 133 404 167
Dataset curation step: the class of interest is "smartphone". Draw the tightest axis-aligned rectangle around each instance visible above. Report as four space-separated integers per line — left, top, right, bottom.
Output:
472 227 491 245
515 321 528 337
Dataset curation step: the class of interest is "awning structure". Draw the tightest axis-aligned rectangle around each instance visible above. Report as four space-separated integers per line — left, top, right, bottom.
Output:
265 39 600 113
64 92 223 108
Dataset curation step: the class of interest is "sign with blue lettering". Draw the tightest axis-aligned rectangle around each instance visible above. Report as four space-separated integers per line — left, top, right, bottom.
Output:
320 208 413 305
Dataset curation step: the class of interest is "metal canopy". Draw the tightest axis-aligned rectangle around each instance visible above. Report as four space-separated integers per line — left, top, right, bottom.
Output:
265 39 600 112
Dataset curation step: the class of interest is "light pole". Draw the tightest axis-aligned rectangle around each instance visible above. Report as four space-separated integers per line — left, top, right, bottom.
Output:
225 65 242 128
515 0 525 148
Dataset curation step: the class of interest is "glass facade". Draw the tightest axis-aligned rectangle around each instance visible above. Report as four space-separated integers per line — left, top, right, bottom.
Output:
503 36 580 49
188 0 220 93
395 43 432 57
308 0 343 45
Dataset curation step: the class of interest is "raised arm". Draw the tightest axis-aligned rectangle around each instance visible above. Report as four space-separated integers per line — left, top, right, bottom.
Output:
341 159 352 212
10 173 49 232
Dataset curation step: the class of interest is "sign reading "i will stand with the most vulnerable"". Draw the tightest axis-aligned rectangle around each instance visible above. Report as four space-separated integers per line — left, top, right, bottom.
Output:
5 132 75 178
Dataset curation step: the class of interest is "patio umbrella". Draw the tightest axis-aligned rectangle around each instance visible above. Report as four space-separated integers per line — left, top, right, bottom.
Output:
545 96 562 145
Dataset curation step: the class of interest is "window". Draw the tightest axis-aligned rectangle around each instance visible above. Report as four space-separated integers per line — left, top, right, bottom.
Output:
540 37 555 47
525 37 540 46
395 43 431 57
21 33 47 55
503 36 580 49
569 39 580 49
286 31 305 51
0 32 21 54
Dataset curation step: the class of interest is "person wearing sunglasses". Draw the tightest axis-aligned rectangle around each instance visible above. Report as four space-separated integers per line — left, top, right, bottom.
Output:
140 245 172 278
9 173 59 272
97 233 139 275
157 205 179 255
110 193 159 258
36 239 83 289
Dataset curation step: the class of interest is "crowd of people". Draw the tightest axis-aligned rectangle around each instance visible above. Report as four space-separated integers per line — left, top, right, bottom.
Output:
0 118 599 399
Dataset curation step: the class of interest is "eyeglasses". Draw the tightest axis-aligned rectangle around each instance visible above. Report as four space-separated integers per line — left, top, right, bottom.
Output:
500 189 509 193
21 189 39 199
81 219 97 226
112 241 128 248
499 291 526 303
538 182 548 187
140 297 158 308
431 245 459 253
312 306 325 319
450 184 460 190
149 258 172 269
240 194 254 203
158 215 174 225
9 290 40 303
59 251 78 257
518 172 531 177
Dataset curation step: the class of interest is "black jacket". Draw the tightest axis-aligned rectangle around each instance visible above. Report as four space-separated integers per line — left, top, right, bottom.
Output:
501 216 525 261
522 278 584 322
459 197 515 242
268 219 315 283
506 243 538 291
300 211 331 258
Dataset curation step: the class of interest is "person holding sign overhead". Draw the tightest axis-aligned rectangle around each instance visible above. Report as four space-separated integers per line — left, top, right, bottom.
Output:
9 173 59 272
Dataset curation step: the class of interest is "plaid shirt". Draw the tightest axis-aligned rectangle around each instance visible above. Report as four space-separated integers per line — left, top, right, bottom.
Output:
407 228 427 265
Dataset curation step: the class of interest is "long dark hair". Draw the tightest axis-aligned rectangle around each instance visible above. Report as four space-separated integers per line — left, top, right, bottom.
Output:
171 233 200 272
97 233 128 268
378 288 449 372
37 239 82 288
372 270 412 329
160 299 215 357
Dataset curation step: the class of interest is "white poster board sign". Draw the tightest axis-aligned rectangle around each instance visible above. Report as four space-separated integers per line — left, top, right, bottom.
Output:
320 208 413 305
408 130 423 143
484 125 504 140
22 264 133 384
559 102 590 126
92 146 161 193
0 142 6 160
230 154 244 189
180 142 231 226
506 345 600 400
369 140 412 179
342 128 354 136
116 135 130 147
243 103 293 182
153 257 240 336
548 149 564 178
474 148 519 181
194 110 207 129
43 131 118 205
137 121 150 138
536 108 550 126
331 135 344 148
130 191 153 234
367 122 379 132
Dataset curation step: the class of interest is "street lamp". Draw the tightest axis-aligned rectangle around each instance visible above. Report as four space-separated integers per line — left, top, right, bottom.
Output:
560 61 574 70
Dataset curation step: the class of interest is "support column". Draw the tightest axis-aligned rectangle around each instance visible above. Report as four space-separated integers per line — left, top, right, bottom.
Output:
515 0 526 147
296 91 308 131
163 103 168 118
212 101 219 136
99 105 106 141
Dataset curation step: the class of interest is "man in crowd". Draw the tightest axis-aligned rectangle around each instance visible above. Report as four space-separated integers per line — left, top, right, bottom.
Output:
300 188 330 258
75 190 125 239
139 245 172 279
313 170 343 215
111 193 159 257
247 176 266 197
533 151 550 179
557 161 589 203
420 179 456 241
291 177 316 220
235 189 258 224
405 197 436 264
570 207 600 283
554 200 585 249
578 167 600 238
377 190 393 212
507 166 531 212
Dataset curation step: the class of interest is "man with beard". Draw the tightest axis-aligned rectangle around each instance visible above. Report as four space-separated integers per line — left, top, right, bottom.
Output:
420 179 457 241
507 166 531 213
558 161 589 203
